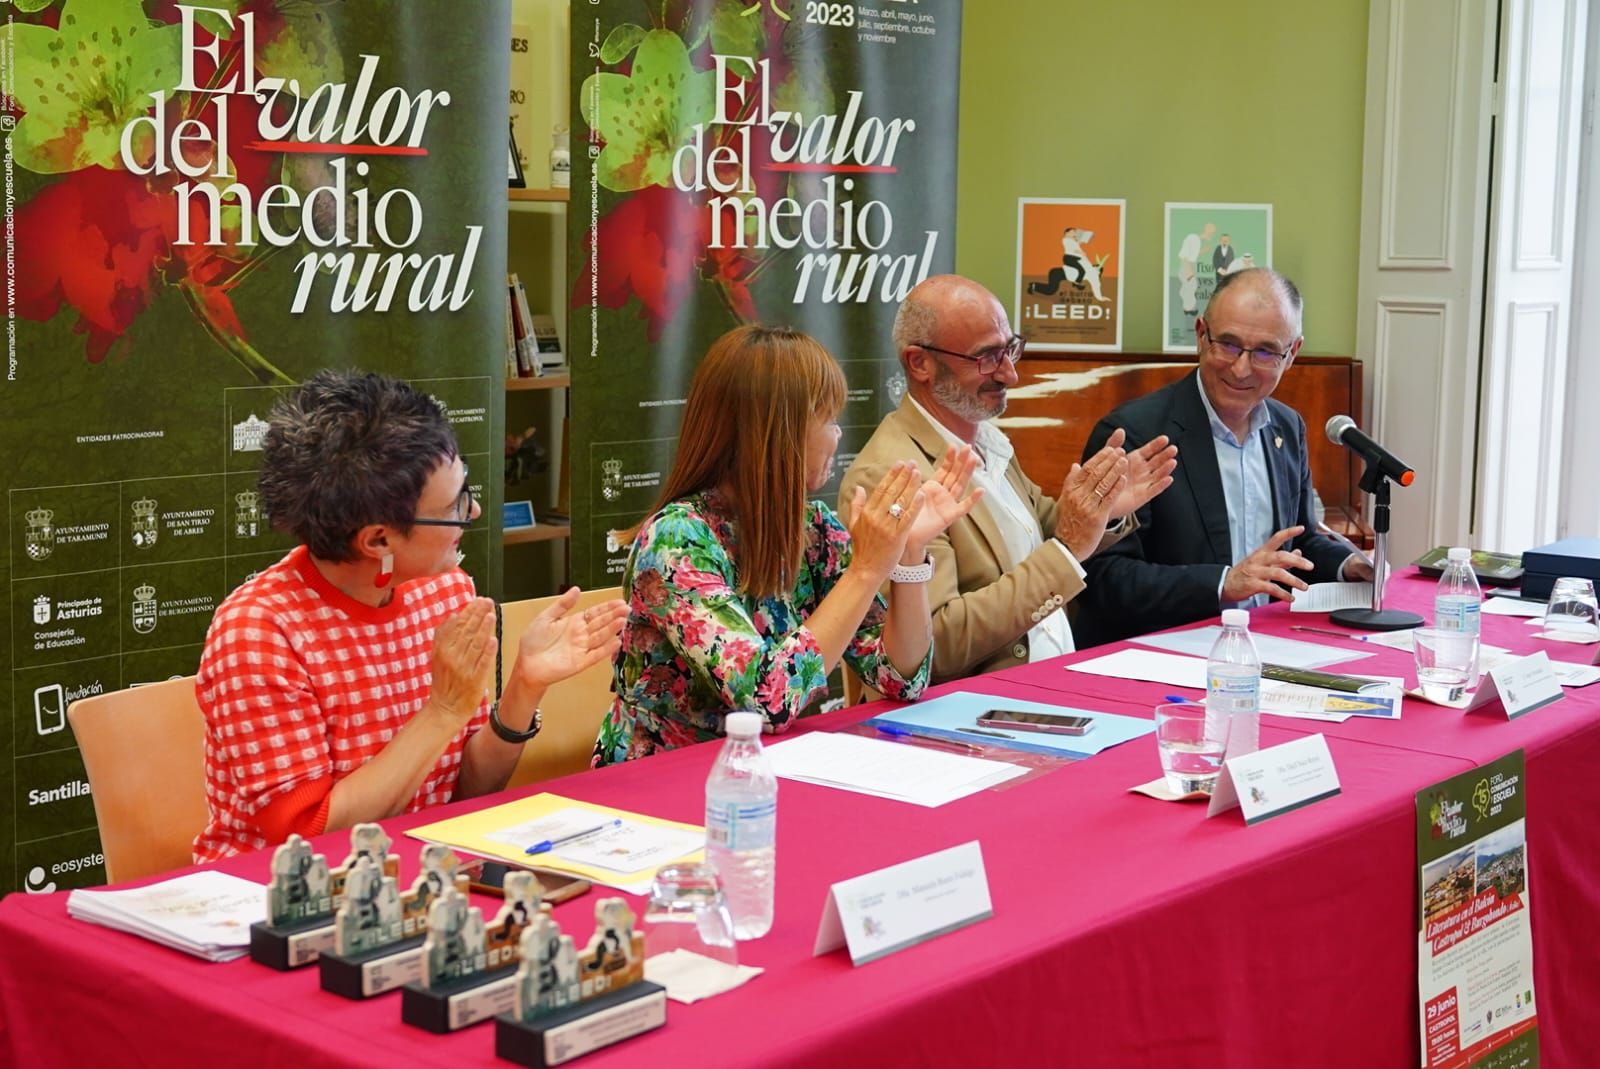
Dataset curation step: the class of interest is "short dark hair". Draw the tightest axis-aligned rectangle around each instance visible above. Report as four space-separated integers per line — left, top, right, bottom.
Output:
259 370 459 562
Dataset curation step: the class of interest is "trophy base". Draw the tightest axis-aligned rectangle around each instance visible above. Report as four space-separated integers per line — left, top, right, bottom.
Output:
495 982 667 1067
249 917 335 971
1329 607 1425 632
319 934 427 998
401 967 519 1033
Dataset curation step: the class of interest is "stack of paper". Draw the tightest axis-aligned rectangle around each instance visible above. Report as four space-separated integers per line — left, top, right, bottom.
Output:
66 871 265 962
764 733 1027 807
1135 626 1375 669
1290 582 1375 613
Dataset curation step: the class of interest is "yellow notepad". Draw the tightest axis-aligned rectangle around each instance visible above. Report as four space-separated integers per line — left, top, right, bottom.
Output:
407 793 704 895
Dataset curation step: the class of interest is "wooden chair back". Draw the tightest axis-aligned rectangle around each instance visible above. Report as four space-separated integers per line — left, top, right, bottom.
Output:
67 675 207 883
500 588 624 787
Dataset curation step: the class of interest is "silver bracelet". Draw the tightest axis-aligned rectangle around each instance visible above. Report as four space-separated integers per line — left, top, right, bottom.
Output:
889 557 934 584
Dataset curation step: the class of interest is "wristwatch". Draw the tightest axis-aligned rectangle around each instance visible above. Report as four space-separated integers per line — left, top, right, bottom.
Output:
889 556 934 584
488 702 543 743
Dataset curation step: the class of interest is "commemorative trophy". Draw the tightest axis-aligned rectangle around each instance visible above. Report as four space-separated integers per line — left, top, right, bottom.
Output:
249 824 399 970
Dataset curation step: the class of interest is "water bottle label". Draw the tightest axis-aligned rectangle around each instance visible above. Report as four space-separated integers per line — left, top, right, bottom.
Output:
1436 599 1481 634
1207 674 1258 715
705 799 776 852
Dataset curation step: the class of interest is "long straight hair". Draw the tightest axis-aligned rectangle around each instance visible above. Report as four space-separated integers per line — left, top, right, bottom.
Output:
621 325 847 599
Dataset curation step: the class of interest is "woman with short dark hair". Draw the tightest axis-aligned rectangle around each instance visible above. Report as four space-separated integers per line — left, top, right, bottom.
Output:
195 370 625 861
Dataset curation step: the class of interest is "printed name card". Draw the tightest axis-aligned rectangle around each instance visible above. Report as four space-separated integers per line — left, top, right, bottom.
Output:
1207 734 1341 826
813 841 991 966
1465 652 1564 719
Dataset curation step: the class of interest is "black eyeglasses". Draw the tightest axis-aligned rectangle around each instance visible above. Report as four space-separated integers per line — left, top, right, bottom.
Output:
915 333 1026 375
1200 322 1295 368
410 481 476 529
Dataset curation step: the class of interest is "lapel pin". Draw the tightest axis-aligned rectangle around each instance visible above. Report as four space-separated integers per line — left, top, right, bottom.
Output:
1274 435 1283 449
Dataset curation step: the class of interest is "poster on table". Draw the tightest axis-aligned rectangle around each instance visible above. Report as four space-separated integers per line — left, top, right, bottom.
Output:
1415 750 1538 1068
0 0 510 895
1013 197 1125 352
1161 202 1272 351
567 0 963 586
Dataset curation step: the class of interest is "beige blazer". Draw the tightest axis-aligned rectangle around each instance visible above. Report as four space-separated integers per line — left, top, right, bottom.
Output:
840 396 1132 682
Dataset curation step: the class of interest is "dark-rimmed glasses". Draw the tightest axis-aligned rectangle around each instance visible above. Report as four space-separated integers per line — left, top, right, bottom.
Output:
915 333 1026 375
1200 322 1295 368
410 481 476 529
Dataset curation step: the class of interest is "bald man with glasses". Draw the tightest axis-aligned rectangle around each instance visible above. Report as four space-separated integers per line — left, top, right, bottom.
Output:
841 274 1178 682
1072 268 1375 648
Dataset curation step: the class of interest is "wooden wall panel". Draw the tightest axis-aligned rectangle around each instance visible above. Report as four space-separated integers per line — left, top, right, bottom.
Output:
998 354 1370 543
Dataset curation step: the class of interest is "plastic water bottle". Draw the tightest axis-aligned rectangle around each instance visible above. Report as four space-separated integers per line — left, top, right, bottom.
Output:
1435 547 1482 635
1207 609 1261 756
705 712 777 940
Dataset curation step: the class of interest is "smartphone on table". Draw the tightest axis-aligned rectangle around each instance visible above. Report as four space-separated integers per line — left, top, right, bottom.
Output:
466 861 592 904
976 709 1095 735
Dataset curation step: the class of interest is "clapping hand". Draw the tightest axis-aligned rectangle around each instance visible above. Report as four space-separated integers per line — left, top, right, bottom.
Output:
515 587 629 690
430 598 498 724
903 444 984 563
1222 526 1314 603
846 461 925 582
1106 433 1177 520
1054 433 1129 560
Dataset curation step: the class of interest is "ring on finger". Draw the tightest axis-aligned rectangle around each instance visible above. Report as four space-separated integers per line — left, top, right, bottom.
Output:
888 502 905 519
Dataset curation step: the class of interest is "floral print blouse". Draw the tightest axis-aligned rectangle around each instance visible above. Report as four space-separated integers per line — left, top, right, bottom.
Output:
592 490 931 765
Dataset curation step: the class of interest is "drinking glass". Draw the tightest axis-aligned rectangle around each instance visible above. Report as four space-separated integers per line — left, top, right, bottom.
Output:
1414 627 1479 703
1542 577 1600 641
642 862 737 966
1154 702 1226 794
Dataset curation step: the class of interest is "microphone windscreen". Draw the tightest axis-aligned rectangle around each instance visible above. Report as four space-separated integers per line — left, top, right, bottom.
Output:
1325 413 1356 445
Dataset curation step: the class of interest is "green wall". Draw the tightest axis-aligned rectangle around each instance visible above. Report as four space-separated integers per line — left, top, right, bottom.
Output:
954 2 1370 355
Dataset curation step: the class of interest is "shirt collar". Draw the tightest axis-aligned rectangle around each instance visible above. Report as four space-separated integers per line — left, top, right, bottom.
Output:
906 395 1013 473
1195 373 1269 447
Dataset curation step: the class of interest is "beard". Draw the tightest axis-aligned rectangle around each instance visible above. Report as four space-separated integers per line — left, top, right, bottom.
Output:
930 359 1006 422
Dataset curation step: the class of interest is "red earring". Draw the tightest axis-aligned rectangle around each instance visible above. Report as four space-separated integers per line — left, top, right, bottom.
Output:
375 552 395 588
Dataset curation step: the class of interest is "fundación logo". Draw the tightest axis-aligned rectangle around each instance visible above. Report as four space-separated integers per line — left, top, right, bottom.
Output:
131 497 159 549
26 508 55 561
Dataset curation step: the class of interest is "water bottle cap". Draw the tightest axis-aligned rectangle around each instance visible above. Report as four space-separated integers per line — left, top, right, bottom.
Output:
1447 547 1471 562
1220 609 1250 629
724 712 763 738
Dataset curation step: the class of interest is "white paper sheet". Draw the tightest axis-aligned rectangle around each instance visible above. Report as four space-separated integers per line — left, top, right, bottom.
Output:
1482 597 1548 618
484 807 704 875
765 733 1026 807
1134 626 1375 669
1290 582 1375 613
1067 648 1207 690
645 949 763 1003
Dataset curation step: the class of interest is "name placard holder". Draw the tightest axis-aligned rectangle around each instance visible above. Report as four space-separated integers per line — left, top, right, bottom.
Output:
813 840 991 966
1465 652 1564 720
1207 734 1341 826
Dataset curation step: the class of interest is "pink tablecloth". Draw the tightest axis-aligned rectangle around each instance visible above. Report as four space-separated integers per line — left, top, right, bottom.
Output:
3 570 1597 1068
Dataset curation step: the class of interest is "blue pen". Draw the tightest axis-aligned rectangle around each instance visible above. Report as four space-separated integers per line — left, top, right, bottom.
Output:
525 819 621 856
874 723 982 753
1163 695 1204 705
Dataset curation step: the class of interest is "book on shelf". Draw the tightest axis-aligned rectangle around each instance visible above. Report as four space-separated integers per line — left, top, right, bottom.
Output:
509 274 541 377
529 313 564 371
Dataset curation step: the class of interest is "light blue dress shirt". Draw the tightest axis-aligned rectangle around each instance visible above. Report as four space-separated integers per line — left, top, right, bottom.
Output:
1195 376 1273 609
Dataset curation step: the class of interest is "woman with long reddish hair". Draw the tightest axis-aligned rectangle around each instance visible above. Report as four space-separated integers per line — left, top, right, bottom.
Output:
593 325 981 765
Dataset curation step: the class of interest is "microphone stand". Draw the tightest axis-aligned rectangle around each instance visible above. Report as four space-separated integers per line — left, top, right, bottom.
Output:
1329 460 1424 631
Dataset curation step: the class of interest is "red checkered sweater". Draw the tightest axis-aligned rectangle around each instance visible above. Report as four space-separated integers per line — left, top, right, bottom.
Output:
193 546 488 862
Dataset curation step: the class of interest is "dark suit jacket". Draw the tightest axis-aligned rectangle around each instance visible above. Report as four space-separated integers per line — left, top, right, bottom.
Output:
1073 370 1351 647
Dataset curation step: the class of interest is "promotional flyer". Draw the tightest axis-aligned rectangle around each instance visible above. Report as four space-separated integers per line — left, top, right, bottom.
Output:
1416 751 1537 1068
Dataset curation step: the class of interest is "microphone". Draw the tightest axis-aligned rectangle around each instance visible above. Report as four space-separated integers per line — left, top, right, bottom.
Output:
1325 415 1414 486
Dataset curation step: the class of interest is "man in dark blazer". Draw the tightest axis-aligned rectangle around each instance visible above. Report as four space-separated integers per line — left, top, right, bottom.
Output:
1074 268 1374 647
